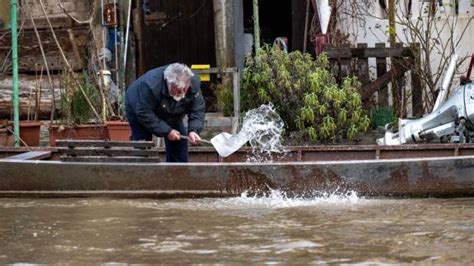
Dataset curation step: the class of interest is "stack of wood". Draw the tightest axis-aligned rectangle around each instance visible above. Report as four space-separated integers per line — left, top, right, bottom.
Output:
0 0 94 119
57 140 161 163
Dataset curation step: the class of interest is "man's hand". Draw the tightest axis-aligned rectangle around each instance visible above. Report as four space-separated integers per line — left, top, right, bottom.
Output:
188 131 201 145
167 129 181 141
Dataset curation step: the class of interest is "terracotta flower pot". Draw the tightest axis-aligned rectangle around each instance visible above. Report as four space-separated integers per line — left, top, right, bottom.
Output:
19 121 42 146
49 124 109 146
106 121 131 141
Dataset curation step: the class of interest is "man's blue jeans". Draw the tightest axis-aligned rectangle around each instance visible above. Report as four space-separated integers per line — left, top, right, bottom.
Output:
126 111 188 162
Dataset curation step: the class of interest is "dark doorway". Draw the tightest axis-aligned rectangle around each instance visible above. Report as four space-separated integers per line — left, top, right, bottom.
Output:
141 0 216 72
243 0 292 50
138 0 217 111
242 0 314 54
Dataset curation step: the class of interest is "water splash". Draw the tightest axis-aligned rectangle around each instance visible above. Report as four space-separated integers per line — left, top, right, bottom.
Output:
139 189 362 210
239 103 286 162
235 188 361 208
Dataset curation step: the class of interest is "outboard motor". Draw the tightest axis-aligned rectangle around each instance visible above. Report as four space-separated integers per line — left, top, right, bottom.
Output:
378 53 474 145
378 82 474 145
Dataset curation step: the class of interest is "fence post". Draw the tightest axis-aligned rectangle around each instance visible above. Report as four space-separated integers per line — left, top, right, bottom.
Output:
410 43 423 117
391 43 404 117
375 43 388 106
339 43 351 80
356 43 370 84
232 68 240 134
356 43 371 107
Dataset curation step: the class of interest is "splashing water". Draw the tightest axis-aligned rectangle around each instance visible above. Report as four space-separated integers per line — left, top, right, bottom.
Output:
118 189 362 211
235 188 361 208
239 104 286 162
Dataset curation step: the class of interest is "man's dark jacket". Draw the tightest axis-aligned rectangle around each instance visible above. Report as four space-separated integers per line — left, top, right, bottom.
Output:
125 65 205 137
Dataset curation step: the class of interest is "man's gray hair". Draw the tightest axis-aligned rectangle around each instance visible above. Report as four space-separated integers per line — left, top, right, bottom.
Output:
164 63 194 88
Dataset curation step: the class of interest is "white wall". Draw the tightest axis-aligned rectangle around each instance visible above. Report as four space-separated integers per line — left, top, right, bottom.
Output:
337 0 473 74
335 0 473 113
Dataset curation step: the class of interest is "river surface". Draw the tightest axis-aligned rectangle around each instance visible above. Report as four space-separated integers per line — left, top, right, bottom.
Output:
0 194 473 264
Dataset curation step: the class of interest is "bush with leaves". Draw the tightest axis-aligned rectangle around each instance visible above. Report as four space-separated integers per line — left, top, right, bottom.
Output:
241 46 370 143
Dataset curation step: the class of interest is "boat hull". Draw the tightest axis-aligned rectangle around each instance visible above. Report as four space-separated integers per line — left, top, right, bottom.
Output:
1 156 473 198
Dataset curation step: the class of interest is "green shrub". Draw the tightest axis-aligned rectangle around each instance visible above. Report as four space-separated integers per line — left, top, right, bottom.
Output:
241 46 370 143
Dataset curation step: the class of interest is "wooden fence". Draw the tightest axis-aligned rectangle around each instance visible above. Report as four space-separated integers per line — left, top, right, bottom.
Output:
324 43 423 117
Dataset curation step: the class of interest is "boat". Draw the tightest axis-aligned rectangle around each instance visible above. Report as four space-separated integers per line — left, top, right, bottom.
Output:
1 140 474 198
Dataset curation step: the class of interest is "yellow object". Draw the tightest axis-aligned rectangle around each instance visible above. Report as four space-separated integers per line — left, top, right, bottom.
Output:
191 64 211 81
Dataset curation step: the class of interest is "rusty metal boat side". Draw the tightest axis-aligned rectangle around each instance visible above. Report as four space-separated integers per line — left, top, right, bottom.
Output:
0 155 473 198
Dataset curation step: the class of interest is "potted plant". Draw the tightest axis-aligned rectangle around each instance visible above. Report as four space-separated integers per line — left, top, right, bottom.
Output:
49 71 108 146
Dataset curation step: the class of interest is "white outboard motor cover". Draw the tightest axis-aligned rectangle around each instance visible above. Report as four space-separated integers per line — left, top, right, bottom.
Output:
378 83 474 145
463 83 474 124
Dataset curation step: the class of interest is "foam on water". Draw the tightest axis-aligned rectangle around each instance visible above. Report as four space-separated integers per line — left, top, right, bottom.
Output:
0 192 364 211
23 188 361 211
225 188 362 208
140 189 362 210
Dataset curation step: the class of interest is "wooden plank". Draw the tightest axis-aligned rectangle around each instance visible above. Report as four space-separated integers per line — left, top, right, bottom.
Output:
64 149 159 157
15 53 85 72
5 151 51 160
56 140 155 148
20 16 73 30
24 1 91 17
68 29 84 67
47 1 91 12
193 67 238 74
0 28 89 54
324 46 415 59
361 67 405 101
0 28 89 71
60 156 161 163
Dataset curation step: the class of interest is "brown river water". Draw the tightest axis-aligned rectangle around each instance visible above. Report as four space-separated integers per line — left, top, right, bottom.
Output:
0 193 473 264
